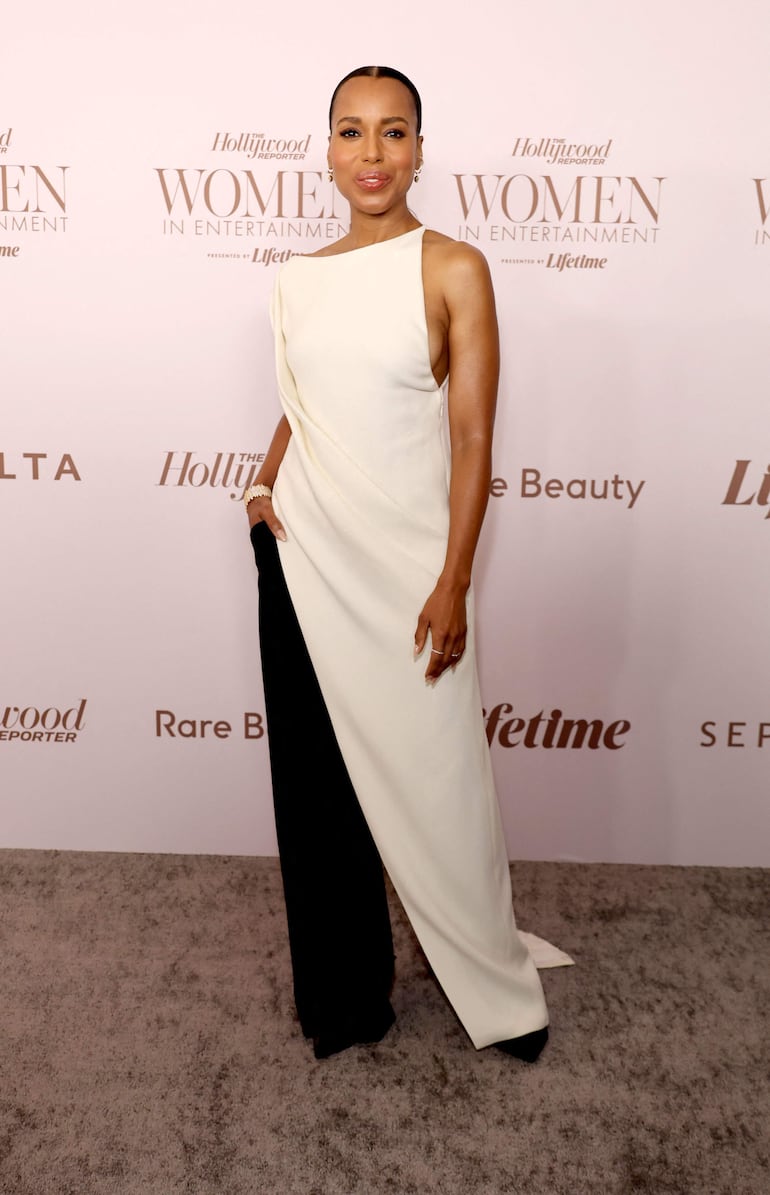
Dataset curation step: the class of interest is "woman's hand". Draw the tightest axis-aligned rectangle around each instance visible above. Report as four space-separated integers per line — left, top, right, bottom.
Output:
247 495 286 540
414 580 467 682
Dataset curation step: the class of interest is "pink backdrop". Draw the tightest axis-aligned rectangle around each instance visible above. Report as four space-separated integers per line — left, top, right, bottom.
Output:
3 1 769 864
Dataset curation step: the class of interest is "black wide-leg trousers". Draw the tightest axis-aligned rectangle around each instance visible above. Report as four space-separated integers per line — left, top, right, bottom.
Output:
251 522 395 1044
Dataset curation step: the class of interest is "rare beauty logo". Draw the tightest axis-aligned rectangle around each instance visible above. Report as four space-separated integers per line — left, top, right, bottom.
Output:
453 134 664 269
520 468 645 509
157 451 267 500
487 469 646 510
0 128 69 251
1 699 87 743
155 709 265 740
155 127 348 259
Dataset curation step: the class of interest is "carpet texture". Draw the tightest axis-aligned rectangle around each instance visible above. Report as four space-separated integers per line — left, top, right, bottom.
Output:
0 850 768 1194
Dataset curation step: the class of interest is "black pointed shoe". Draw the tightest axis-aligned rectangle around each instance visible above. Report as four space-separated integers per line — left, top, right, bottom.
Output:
311 1002 396 1060
493 1026 549 1063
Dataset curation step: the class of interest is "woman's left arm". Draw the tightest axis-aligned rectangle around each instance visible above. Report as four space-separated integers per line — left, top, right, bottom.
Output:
414 244 500 682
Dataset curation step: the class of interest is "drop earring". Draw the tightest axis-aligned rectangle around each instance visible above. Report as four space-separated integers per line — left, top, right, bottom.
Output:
414 166 422 183
327 165 334 182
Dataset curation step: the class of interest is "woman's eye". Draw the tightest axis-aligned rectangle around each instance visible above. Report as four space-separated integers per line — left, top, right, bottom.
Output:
338 127 405 139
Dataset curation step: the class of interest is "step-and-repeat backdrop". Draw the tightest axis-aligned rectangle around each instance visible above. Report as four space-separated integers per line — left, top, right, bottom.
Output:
3 2 768 865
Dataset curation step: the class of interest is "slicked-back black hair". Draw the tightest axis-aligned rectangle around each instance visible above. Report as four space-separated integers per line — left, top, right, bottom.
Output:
328 66 422 134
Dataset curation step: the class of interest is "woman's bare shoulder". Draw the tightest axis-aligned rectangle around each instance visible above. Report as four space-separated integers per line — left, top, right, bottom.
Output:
422 229 492 285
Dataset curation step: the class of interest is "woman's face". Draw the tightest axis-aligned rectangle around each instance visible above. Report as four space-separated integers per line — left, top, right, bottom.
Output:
328 76 423 216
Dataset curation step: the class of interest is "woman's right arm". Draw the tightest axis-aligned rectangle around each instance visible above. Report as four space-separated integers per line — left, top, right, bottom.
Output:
246 414 291 538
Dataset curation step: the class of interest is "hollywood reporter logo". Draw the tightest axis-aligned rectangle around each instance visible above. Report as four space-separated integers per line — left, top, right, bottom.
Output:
1 699 87 743
158 451 266 500
485 705 630 749
211 131 312 162
512 137 613 167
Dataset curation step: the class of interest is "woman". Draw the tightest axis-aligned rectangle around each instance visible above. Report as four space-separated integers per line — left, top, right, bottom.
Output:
246 66 550 1061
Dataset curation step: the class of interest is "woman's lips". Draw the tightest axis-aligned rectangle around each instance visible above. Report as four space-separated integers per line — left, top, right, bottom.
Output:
355 173 391 191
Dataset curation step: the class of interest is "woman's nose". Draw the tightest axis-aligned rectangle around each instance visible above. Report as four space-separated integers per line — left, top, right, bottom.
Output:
361 134 382 162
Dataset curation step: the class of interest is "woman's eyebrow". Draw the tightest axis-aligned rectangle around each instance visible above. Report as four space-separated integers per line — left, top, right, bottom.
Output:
334 116 409 127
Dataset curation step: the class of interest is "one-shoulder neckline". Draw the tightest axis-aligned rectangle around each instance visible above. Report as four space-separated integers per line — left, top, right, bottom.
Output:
294 226 424 262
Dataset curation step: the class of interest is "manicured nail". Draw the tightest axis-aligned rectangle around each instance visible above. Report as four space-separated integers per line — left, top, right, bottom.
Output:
276 530 287 542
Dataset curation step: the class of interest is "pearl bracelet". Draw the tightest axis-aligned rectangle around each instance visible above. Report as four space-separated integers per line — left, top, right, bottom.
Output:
243 484 272 508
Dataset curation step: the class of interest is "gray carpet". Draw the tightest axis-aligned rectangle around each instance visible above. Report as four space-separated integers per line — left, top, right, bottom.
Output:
0 850 767 1195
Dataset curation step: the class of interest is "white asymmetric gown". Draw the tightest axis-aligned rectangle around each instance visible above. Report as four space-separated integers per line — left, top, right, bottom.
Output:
269 226 549 1048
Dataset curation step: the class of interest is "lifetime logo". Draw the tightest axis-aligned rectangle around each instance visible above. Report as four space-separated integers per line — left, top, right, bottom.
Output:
251 246 294 267
484 705 630 749
0 699 86 743
722 460 770 518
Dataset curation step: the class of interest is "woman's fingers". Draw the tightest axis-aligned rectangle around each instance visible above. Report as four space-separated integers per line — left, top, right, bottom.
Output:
247 497 286 540
449 636 466 668
414 609 429 657
425 644 447 681
424 627 446 680
415 593 468 681
424 632 466 682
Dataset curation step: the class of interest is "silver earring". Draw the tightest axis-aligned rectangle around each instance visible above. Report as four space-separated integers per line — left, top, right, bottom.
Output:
414 167 422 183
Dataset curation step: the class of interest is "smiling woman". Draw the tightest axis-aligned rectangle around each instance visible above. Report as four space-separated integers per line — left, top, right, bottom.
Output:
244 65 553 1062
321 67 424 253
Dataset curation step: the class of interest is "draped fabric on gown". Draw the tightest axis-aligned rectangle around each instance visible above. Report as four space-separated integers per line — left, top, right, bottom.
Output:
263 226 548 1049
